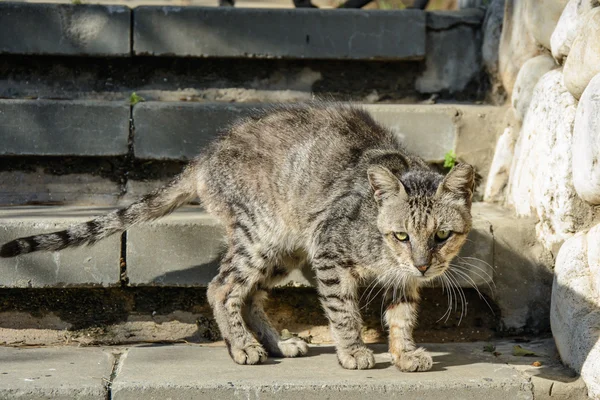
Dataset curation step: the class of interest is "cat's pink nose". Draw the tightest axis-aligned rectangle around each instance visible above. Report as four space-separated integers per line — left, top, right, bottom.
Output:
416 265 429 274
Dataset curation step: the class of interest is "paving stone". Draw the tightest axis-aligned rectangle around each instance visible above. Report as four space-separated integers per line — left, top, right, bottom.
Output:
0 207 121 288
0 100 130 156
125 207 225 287
133 7 425 60
0 346 113 400
0 3 130 56
132 102 256 160
111 342 533 400
133 102 503 188
133 102 461 162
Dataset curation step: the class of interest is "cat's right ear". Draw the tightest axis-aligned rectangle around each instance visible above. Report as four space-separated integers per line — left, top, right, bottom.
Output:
367 166 406 204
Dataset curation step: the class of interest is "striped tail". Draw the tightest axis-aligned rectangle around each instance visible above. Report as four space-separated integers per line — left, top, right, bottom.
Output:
0 164 199 258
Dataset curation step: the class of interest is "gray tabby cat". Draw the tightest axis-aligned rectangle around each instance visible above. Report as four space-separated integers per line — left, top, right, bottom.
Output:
1 103 474 371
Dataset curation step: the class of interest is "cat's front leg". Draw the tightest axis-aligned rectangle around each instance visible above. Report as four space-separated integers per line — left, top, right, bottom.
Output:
313 253 375 370
385 291 433 372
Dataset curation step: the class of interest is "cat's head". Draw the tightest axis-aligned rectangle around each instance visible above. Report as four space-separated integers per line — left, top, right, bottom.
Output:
368 163 474 282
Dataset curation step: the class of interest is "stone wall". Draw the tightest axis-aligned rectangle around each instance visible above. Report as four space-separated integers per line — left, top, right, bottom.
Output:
484 1 600 397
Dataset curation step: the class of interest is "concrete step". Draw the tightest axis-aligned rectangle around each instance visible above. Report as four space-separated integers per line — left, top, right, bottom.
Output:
0 202 554 335
0 101 505 206
0 203 494 289
0 339 587 399
1 4 482 61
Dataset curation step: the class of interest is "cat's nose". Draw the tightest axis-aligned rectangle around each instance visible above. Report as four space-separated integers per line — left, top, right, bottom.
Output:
416 265 429 274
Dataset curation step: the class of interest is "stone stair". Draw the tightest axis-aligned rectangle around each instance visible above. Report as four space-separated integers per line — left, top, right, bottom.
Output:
0 3 579 398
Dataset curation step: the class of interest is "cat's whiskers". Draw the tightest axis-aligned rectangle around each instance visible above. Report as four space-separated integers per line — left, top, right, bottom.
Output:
455 256 496 287
448 267 496 315
437 274 453 323
444 272 467 325
450 263 495 294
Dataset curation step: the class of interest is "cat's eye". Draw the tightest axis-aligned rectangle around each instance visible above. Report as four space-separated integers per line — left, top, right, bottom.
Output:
435 230 451 242
394 232 409 242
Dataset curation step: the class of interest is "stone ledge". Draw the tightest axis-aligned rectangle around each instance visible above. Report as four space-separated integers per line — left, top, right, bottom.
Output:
0 340 584 400
0 3 130 56
0 346 114 400
125 205 493 289
0 99 130 156
133 7 426 60
110 341 541 400
133 102 503 163
0 203 555 334
0 347 113 400
0 207 121 288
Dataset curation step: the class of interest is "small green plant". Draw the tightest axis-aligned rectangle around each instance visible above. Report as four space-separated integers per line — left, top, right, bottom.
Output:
512 345 538 357
443 150 456 170
483 343 496 353
129 92 145 106
71 0 83 5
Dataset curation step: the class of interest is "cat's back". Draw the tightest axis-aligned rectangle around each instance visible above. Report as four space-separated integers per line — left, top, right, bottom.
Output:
209 103 399 170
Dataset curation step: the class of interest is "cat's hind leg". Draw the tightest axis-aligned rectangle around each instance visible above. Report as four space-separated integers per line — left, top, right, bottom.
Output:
243 286 309 358
207 249 269 365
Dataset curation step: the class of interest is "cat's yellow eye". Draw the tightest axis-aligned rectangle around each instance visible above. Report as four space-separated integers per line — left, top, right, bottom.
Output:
394 232 409 242
435 230 451 241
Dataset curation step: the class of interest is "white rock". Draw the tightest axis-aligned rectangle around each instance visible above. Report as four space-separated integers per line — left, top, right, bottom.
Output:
507 69 594 251
511 54 557 122
550 0 599 63
552 225 600 399
499 0 543 96
484 108 520 203
524 0 569 50
573 74 600 205
564 8 600 99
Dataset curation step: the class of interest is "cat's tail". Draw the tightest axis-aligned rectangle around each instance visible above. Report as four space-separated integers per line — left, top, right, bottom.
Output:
0 162 200 258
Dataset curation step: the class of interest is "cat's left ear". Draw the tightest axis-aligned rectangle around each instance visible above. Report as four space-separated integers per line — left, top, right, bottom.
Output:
436 163 475 205
367 166 407 204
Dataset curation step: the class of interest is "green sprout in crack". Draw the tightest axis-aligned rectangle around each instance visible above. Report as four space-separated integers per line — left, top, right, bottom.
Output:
444 150 457 170
129 92 145 106
71 0 84 4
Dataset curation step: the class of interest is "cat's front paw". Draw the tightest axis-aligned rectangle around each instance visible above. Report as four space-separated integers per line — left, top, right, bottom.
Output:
392 347 433 372
228 342 269 365
337 347 375 370
277 337 309 358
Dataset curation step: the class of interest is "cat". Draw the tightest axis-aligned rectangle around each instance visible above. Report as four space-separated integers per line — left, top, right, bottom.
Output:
1 103 474 371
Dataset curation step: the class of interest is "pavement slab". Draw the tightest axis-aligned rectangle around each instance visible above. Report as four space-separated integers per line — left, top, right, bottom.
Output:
0 346 114 400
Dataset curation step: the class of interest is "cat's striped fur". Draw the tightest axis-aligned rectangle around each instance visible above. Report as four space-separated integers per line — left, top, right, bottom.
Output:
1 103 474 371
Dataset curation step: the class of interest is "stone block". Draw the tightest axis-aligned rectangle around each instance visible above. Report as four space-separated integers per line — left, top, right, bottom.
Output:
564 8 600 99
0 3 130 56
132 102 256 160
508 69 594 251
0 346 113 400
0 100 130 156
524 0 569 50
511 54 557 122
572 73 600 205
0 207 121 288
111 343 532 400
550 0 599 63
416 13 482 94
552 225 600 399
133 7 426 60
134 102 487 163
125 208 225 286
